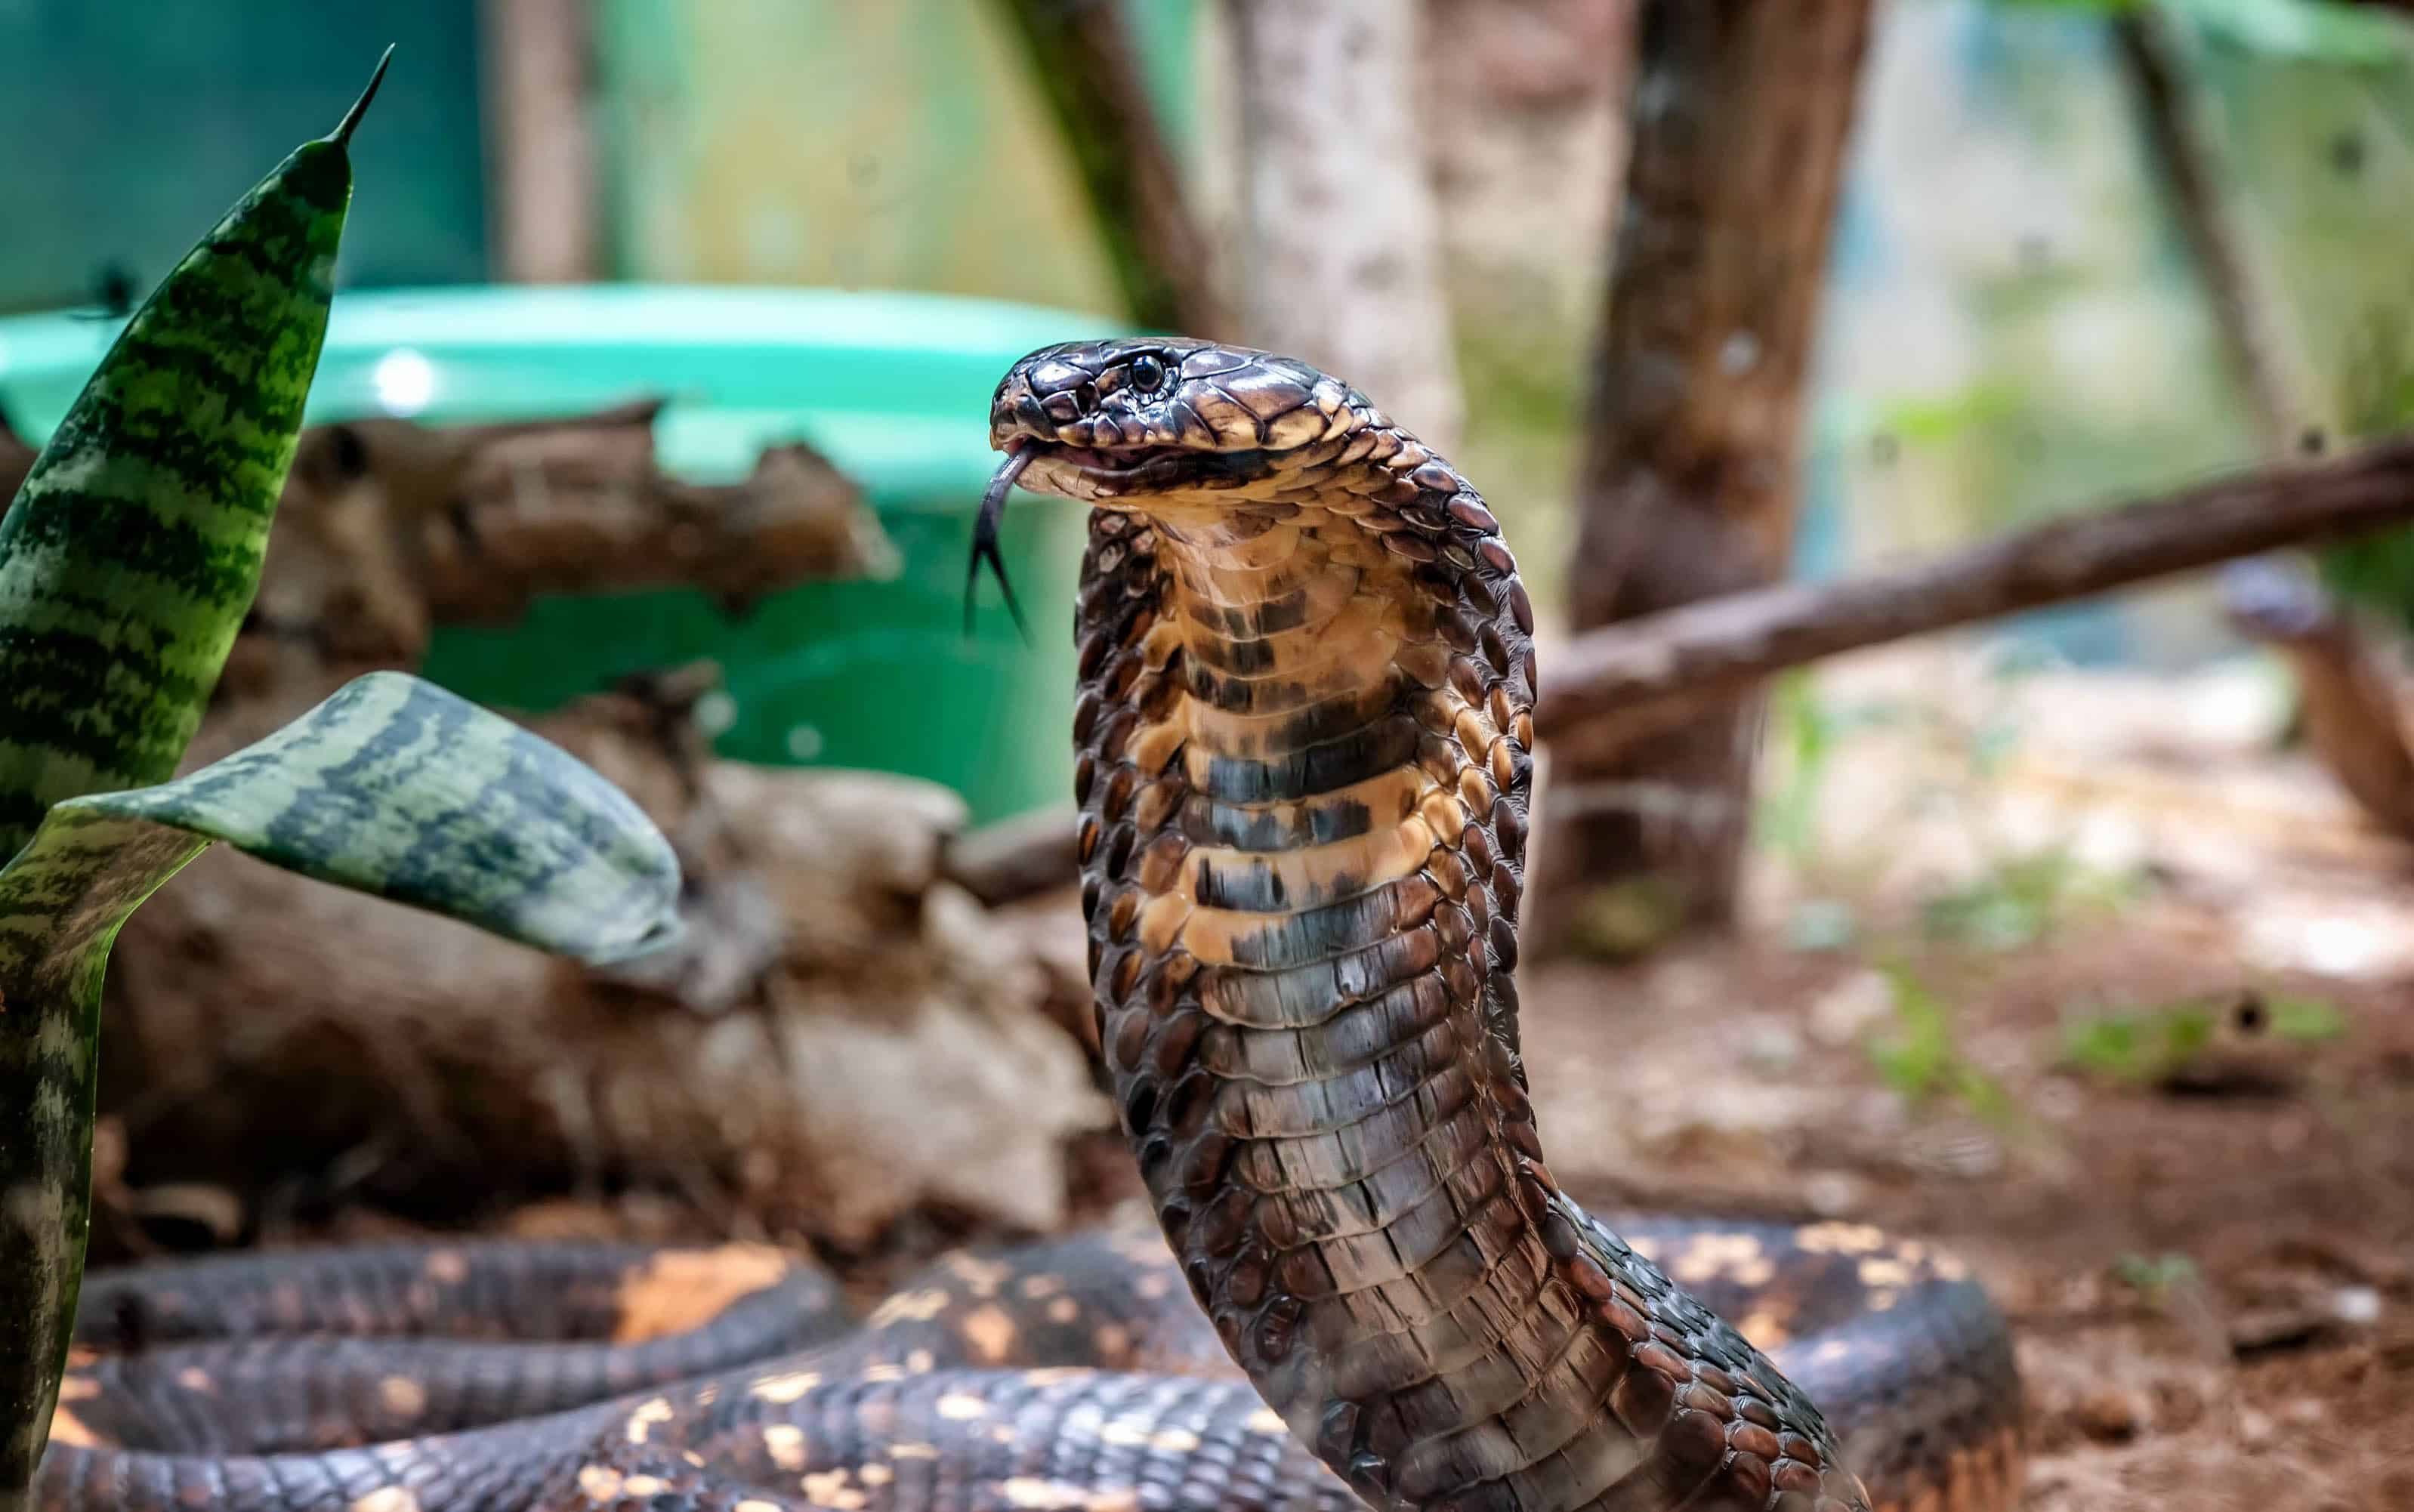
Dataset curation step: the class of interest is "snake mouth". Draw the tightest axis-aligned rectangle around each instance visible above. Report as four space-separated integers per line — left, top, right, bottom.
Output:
993 440 1267 505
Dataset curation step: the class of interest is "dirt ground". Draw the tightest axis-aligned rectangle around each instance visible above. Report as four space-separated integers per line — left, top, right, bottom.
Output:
1500 641 2414 1512
1522 927 2414 1512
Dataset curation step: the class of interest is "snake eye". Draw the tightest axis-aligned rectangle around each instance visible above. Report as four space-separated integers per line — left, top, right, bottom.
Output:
1129 353 1168 395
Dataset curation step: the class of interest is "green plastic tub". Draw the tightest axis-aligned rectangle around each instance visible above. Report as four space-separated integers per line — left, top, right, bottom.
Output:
0 285 1128 824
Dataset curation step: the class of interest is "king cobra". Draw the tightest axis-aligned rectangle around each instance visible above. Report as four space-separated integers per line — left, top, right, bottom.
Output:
31 341 2023 1512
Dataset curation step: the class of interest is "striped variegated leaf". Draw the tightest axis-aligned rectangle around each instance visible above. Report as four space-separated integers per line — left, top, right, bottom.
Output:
0 672 682 1495
0 51 388 857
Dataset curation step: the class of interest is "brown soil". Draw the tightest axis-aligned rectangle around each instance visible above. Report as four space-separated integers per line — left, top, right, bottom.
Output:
1511 924 2414 1512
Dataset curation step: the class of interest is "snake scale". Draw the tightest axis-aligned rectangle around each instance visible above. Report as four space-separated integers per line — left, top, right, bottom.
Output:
31 341 2024 1512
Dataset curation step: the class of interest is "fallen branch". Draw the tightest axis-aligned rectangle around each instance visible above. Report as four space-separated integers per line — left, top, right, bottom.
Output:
227 400 896 693
1536 437 2414 754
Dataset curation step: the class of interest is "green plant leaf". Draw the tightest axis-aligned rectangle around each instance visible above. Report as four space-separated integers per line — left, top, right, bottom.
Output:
0 671 682 1496
0 49 389 858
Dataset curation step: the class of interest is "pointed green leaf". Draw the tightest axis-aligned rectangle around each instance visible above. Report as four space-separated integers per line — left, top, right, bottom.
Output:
0 49 390 858
0 671 681 1495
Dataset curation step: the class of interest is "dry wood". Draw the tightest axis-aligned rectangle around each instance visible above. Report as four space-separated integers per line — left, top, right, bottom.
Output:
993 0 1226 336
2115 8 2331 457
1537 436 2414 759
227 400 894 694
97 674 1105 1253
1533 0 1875 944
2221 560 2414 842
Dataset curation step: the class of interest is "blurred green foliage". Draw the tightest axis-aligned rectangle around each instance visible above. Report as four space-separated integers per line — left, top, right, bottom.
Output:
1866 962 2019 1121
2113 1249 2201 1304
2061 990 2345 1080
1921 847 2144 951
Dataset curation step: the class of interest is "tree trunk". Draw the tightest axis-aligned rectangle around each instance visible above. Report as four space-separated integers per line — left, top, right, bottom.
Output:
480 0 603 282
1225 0 1465 452
1532 0 1872 952
993 0 1228 337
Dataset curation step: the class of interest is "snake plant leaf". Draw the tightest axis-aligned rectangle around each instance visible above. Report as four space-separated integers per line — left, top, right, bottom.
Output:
0 671 684 1498
0 48 390 860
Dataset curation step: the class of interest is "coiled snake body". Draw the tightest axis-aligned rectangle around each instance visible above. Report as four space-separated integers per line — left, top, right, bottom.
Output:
32 341 2023 1512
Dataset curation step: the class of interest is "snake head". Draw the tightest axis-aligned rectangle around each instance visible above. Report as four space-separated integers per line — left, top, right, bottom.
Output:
986 338 1371 504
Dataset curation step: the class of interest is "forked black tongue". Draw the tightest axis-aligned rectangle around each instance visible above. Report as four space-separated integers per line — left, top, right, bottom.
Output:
966 444 1035 641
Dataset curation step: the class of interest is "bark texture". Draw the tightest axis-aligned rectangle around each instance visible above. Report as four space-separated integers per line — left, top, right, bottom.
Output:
481 0 603 282
100 678 1105 1251
1227 0 1466 452
1534 0 1872 948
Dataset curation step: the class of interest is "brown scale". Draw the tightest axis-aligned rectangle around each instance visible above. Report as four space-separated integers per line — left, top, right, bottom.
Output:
996 335 1973 1512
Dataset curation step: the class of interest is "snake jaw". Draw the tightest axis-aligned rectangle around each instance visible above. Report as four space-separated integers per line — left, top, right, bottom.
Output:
996 442 1271 507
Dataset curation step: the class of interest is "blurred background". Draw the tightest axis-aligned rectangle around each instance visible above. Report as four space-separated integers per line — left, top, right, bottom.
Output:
10 3 2414 1507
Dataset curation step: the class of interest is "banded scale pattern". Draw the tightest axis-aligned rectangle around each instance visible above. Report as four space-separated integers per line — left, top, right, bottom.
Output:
60 1242 845 1455
1 674 681 1496
29 1208 2012 1512
991 336 2009 1512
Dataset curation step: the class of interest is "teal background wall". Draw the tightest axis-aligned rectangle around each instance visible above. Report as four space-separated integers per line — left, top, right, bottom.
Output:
0 0 489 313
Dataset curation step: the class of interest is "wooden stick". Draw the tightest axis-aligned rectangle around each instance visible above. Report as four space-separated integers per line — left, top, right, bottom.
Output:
1536 437 2414 753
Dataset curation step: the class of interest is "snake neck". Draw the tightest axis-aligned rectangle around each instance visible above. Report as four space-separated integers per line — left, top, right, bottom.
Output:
1073 425 1871 1512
